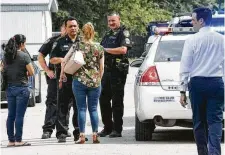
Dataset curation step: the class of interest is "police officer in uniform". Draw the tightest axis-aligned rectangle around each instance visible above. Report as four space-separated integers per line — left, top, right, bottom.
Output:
49 17 80 143
38 23 73 139
98 12 132 138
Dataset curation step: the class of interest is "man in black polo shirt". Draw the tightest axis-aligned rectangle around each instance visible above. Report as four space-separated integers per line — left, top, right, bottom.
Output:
38 23 70 139
98 12 132 138
50 17 80 143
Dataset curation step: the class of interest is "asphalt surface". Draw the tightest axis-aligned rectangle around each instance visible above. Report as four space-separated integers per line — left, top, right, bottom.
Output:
0 67 224 155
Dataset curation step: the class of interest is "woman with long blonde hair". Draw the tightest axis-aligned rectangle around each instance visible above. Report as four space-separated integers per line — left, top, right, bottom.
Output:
71 22 104 144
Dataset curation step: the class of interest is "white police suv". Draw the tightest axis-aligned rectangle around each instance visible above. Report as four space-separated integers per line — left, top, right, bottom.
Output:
132 26 224 141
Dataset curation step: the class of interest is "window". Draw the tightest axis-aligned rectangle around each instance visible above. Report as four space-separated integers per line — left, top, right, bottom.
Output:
154 40 185 62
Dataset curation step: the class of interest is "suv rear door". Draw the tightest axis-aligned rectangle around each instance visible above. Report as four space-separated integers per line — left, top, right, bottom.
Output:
153 37 188 91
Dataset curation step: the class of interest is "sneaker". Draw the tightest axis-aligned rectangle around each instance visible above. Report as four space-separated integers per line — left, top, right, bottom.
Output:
58 134 66 143
41 132 51 139
66 131 72 137
97 129 111 137
109 131 122 138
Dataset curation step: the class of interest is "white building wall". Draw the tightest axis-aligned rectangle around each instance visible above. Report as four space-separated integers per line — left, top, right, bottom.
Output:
1 12 43 43
44 11 52 40
1 11 52 56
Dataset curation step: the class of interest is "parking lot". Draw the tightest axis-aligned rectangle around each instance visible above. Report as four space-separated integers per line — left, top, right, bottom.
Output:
0 67 224 155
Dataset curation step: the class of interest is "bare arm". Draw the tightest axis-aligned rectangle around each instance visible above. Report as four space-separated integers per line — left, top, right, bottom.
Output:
49 57 63 64
105 46 127 55
38 53 55 79
59 60 66 81
38 53 49 71
26 63 35 76
99 55 104 79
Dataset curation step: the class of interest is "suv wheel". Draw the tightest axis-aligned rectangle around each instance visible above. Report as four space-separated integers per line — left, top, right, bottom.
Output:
35 72 42 103
135 114 155 141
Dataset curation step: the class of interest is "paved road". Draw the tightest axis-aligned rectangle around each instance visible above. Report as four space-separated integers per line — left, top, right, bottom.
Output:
1 67 224 155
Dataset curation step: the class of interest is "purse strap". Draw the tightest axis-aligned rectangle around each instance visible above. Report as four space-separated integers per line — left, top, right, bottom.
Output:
72 39 80 53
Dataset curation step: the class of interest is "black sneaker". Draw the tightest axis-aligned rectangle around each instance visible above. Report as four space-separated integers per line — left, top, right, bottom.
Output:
58 134 66 143
109 131 122 138
97 129 111 137
41 132 51 139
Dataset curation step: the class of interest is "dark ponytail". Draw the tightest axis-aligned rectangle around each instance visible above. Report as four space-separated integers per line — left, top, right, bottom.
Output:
2 34 26 65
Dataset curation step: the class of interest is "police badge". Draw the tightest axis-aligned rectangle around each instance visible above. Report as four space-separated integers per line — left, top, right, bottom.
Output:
123 30 130 37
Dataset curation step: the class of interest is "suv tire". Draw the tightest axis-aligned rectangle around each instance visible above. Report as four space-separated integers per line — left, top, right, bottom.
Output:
135 114 155 141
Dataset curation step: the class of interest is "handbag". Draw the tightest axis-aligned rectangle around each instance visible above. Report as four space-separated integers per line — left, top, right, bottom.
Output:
63 42 85 75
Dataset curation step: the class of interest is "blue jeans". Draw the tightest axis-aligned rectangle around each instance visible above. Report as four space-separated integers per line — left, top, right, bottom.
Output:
6 85 30 142
189 77 224 155
72 79 101 133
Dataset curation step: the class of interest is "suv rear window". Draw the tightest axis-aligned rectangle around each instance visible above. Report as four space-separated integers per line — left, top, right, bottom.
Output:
154 40 185 62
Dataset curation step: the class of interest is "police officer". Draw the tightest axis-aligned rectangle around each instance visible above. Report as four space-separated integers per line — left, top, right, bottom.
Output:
50 17 80 143
38 23 73 139
98 12 132 138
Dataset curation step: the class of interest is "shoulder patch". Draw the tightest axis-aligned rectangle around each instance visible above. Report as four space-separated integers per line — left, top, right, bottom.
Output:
125 38 131 44
123 30 130 37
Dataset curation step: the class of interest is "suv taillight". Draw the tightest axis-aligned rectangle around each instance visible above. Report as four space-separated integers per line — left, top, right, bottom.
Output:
139 66 160 86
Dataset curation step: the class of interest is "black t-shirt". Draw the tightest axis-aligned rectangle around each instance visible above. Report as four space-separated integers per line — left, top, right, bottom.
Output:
50 35 78 59
5 51 31 85
50 35 79 81
39 35 61 70
100 26 132 49
39 35 60 57
100 26 132 71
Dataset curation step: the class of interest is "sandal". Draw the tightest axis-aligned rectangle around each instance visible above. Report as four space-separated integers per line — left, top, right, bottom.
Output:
15 142 31 147
93 134 100 144
75 134 85 144
7 142 15 147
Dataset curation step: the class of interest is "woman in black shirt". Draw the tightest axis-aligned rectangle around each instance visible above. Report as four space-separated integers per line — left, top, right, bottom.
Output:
2 34 34 147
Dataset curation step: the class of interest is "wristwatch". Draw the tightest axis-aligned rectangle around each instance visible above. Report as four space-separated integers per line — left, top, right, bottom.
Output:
180 91 186 95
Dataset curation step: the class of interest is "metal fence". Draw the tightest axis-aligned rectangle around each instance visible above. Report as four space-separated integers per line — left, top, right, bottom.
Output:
128 35 146 58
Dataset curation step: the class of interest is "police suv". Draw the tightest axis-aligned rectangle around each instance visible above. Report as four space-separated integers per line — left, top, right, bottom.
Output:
132 12 224 141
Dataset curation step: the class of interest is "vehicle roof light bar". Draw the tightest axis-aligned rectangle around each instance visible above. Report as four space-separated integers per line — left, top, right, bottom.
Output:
158 27 196 35
172 27 195 32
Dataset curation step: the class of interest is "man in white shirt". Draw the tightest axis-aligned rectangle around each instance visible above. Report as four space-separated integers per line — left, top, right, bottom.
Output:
179 7 224 155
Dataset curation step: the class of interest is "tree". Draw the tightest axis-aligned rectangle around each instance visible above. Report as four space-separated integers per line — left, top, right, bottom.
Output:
52 0 218 36
52 0 110 36
109 0 171 35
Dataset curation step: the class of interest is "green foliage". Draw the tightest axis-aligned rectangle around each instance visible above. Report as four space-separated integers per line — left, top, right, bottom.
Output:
52 0 109 36
109 0 171 35
152 0 217 14
52 0 218 36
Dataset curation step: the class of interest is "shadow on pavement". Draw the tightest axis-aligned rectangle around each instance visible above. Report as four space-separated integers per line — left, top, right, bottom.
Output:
1 116 224 147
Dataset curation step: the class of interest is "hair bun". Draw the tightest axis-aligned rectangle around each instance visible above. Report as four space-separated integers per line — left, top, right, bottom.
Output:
82 22 95 40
